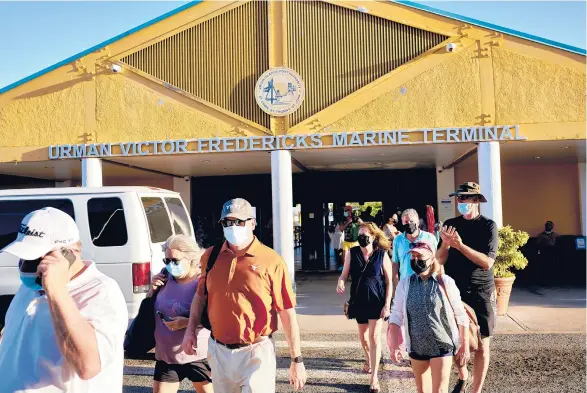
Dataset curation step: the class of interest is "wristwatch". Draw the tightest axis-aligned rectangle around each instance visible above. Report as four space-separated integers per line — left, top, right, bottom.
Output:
291 356 304 363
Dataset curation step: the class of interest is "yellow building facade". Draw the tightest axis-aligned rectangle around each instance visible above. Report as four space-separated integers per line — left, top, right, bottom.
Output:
0 1 585 268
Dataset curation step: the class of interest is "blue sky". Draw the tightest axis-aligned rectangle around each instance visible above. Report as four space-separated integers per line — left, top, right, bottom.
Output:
0 1 585 89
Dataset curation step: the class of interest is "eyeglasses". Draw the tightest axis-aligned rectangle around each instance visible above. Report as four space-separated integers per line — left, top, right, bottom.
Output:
220 218 252 228
456 195 476 202
163 257 185 266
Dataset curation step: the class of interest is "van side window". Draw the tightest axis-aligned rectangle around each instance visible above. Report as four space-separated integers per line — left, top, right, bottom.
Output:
142 197 172 243
87 198 128 247
165 197 193 237
0 199 75 249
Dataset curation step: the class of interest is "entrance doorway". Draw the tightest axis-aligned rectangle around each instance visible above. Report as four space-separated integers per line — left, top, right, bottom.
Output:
293 168 438 271
190 168 438 270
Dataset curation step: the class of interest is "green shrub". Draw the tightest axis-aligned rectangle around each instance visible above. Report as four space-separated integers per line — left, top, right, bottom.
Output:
494 225 530 278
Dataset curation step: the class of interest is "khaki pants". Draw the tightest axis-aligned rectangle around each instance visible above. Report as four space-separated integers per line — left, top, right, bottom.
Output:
207 337 276 393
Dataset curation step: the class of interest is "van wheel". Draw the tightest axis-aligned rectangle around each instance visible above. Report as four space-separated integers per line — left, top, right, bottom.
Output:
0 295 14 332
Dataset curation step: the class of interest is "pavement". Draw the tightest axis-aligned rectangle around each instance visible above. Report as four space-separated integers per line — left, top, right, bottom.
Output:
124 333 585 393
123 274 586 392
293 274 586 334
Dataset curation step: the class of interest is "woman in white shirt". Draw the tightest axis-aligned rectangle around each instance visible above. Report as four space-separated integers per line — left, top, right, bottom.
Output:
328 219 344 269
387 241 469 393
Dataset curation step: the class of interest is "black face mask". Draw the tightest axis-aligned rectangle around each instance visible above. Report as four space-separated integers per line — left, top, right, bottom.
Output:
357 234 371 248
404 222 418 235
410 258 430 274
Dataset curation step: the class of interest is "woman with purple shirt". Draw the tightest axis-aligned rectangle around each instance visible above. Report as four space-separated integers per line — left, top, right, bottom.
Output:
147 235 213 393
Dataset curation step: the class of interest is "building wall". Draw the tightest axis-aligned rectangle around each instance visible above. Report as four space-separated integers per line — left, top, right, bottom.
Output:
103 175 173 190
455 160 581 236
95 75 245 143
329 45 482 131
493 48 586 125
0 78 87 147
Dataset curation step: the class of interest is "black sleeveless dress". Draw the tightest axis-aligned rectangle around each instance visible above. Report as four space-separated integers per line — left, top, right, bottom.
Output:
348 246 386 322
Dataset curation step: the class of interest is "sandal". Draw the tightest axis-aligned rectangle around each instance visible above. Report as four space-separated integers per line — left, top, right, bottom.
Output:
369 383 381 393
363 361 371 373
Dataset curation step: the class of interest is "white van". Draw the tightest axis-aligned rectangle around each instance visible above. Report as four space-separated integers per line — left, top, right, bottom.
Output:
0 186 194 327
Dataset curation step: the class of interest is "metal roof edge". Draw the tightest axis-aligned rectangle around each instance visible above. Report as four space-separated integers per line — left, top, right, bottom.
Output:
393 0 586 56
0 1 202 95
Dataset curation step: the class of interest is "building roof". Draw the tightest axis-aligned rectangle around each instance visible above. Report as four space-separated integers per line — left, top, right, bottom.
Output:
0 1 202 95
395 1 586 56
0 0 584 96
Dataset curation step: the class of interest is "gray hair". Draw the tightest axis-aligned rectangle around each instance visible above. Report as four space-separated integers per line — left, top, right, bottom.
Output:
401 208 419 221
163 235 203 268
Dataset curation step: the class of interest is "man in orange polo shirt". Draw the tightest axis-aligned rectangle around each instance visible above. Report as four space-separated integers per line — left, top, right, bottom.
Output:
182 198 306 392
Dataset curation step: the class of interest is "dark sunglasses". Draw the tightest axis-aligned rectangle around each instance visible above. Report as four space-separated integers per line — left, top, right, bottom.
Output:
456 195 477 202
220 218 252 228
163 258 184 266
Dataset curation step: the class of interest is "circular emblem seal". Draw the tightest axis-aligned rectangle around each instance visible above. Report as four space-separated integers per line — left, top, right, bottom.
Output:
254 67 305 116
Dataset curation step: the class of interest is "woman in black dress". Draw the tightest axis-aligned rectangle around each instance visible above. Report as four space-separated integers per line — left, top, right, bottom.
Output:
337 222 393 393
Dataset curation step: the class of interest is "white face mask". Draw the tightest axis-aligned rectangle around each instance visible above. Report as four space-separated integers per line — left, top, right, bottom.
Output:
223 225 253 247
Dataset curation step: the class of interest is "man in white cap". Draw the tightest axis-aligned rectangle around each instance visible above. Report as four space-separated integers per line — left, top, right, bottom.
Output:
182 198 306 392
0 207 128 393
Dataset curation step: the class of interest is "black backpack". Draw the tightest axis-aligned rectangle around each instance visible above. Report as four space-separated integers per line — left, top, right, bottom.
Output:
200 243 223 331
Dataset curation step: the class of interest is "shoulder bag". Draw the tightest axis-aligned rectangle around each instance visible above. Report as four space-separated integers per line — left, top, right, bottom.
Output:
124 267 168 357
201 242 223 331
438 275 482 355
344 254 369 319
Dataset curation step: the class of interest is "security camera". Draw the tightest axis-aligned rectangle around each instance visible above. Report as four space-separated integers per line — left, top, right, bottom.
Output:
446 43 457 53
111 64 122 73
184 176 190 182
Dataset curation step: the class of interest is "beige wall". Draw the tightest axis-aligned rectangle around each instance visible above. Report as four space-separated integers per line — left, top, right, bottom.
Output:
104 175 174 190
455 160 581 236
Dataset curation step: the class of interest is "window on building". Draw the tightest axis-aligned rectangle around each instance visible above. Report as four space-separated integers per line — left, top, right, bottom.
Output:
165 197 192 237
87 197 128 247
142 197 173 243
0 199 75 249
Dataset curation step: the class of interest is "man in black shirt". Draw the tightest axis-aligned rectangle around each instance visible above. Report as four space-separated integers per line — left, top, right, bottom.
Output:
436 182 498 393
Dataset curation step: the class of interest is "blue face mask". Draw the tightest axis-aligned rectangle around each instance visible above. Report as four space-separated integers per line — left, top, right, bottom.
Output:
457 203 474 216
166 262 185 278
20 272 43 291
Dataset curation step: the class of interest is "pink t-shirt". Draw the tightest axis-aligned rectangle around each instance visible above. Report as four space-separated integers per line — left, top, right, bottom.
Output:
154 275 210 363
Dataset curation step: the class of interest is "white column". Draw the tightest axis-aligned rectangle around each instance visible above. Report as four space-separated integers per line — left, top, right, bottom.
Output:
579 163 586 236
271 150 295 288
81 158 103 187
436 166 456 223
173 177 192 214
477 142 503 227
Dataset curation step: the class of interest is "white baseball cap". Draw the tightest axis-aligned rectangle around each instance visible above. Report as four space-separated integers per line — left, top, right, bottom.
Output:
1 207 80 260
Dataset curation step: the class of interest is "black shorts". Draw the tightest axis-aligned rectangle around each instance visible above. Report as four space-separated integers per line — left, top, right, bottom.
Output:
409 347 454 361
461 285 497 338
154 360 212 383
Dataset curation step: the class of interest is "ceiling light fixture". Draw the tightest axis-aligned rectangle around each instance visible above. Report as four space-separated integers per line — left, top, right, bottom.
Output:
200 160 211 164
563 146 571 149
534 156 541 159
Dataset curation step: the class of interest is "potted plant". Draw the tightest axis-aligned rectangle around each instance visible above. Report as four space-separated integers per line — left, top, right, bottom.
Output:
494 225 530 316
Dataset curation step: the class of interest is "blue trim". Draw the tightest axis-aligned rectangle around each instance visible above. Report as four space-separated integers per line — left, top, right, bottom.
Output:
393 0 586 56
0 1 201 95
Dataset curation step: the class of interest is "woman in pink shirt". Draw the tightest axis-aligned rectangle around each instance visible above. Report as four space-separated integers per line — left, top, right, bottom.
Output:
147 235 213 393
